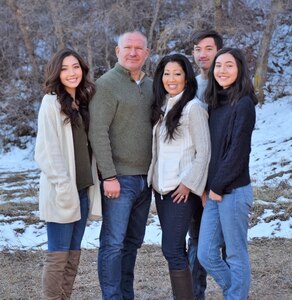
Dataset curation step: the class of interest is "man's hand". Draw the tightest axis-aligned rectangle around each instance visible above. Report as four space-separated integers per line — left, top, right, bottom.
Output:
103 179 120 199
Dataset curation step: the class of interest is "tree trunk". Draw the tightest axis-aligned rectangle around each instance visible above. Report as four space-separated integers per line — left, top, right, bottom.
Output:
254 0 284 103
47 1 66 49
86 35 94 80
146 0 162 74
214 0 224 32
6 0 39 81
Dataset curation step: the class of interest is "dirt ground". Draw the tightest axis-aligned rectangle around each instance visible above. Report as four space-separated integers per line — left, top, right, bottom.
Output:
1 169 291 299
0 238 291 300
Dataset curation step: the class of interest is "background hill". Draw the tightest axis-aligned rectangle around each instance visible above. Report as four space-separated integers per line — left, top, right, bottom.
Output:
0 0 291 151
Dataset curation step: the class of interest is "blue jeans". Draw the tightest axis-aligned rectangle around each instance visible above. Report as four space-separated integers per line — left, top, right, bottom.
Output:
155 190 200 271
188 205 207 300
198 184 253 300
47 188 89 252
98 175 151 300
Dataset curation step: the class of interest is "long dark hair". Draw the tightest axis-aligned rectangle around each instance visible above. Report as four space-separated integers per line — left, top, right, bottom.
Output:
44 48 96 131
205 47 258 108
152 53 197 140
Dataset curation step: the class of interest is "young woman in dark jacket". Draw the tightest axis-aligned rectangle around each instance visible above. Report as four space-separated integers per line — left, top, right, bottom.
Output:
198 47 258 300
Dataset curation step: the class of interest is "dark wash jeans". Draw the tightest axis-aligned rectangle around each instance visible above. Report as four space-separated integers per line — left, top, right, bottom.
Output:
98 175 151 300
155 189 201 271
47 188 89 252
188 207 207 300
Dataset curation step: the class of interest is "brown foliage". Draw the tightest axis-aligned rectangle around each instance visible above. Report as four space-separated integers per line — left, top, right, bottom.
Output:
0 0 290 149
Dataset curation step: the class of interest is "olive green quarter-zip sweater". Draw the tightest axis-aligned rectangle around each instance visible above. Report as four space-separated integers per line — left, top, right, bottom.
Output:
89 63 153 179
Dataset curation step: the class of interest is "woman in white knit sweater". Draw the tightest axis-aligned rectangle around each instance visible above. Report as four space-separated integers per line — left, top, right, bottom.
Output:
148 53 211 299
35 48 101 299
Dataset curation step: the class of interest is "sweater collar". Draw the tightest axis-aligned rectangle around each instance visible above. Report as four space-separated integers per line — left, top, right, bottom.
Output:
162 91 184 114
114 62 146 82
165 91 184 106
217 88 230 105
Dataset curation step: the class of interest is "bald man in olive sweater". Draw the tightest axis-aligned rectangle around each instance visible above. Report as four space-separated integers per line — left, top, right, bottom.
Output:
89 31 152 300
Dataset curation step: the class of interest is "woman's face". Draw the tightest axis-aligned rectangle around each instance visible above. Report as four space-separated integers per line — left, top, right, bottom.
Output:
214 53 238 89
162 62 186 97
60 55 83 97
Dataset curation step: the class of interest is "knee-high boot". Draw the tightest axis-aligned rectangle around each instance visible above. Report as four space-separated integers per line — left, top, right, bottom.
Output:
169 267 194 300
62 250 81 300
42 251 69 300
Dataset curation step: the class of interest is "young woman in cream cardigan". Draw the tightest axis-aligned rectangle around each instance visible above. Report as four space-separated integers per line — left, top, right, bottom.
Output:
35 48 101 299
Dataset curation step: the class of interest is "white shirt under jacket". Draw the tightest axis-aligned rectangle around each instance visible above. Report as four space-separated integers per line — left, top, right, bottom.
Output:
147 92 211 196
35 94 102 223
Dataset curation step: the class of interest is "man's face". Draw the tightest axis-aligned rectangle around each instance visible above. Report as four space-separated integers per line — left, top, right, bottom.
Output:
115 33 149 73
193 37 218 72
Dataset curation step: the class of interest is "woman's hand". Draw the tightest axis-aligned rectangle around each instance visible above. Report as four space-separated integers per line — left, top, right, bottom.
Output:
171 183 190 203
209 190 222 201
103 179 120 199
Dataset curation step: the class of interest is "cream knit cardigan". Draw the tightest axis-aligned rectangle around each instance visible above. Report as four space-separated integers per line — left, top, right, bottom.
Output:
35 94 102 223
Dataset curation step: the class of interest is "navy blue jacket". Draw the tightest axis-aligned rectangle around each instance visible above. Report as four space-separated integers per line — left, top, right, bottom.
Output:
206 92 256 195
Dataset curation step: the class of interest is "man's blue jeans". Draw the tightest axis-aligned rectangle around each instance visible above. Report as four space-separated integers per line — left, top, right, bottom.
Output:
198 184 253 300
98 175 151 300
155 190 201 271
47 188 89 251
188 205 207 300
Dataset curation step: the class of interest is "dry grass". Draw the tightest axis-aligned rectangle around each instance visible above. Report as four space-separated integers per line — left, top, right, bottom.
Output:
0 239 291 300
253 180 292 201
0 170 39 202
1 171 291 299
249 182 292 227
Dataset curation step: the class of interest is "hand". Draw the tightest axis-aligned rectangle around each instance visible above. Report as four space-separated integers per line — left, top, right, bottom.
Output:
171 183 190 203
201 191 207 207
209 190 222 202
103 179 120 199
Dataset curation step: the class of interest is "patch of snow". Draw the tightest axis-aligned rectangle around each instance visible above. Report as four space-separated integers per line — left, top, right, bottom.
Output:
249 209 292 239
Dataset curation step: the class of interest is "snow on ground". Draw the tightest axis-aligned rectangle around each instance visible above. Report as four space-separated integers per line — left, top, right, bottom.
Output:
250 96 292 185
0 143 37 172
0 96 291 251
248 208 292 239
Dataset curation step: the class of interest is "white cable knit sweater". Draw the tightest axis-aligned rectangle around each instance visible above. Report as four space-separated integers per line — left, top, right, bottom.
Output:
147 93 211 196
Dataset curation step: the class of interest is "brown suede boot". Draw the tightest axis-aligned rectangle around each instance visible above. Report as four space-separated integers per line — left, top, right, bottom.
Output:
169 268 194 300
62 250 81 300
42 251 69 300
